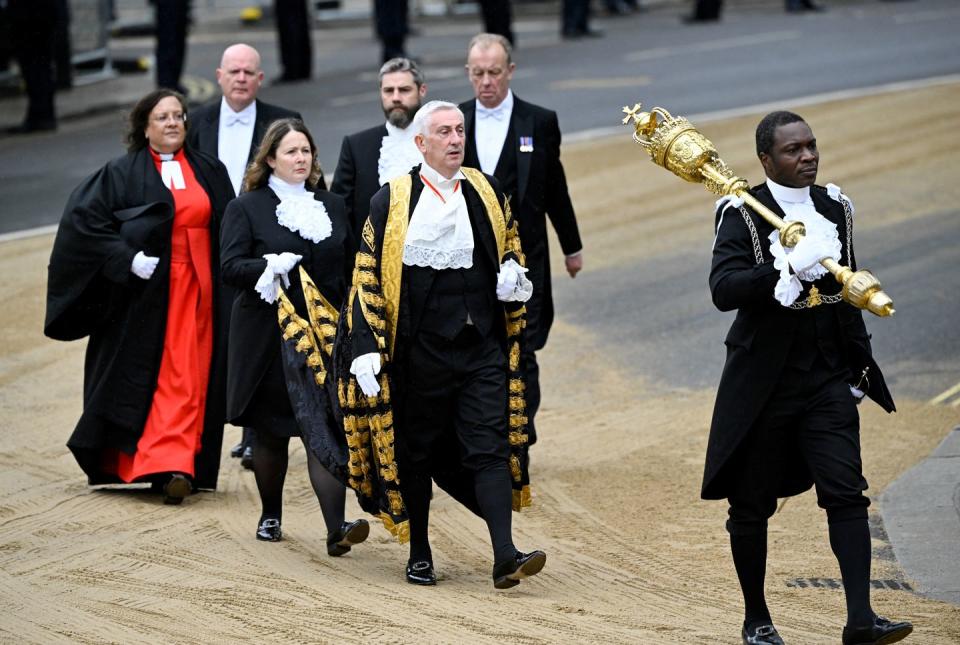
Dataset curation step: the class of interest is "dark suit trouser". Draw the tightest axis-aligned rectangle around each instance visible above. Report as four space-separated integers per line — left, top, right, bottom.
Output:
725 357 868 537
479 0 514 44
374 0 408 63
274 0 311 79
398 325 515 563
562 0 591 34
10 3 57 125
692 0 723 19
155 0 189 91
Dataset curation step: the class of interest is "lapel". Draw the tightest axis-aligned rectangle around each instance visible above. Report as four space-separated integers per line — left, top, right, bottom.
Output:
463 104 481 169
250 100 268 163
203 105 220 158
511 98 534 206
134 148 175 211
463 179 499 269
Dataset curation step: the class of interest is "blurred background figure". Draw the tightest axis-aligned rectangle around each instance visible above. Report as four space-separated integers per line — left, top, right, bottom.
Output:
479 0 514 45
561 0 602 39
374 0 409 63
684 0 722 22
153 0 191 93
4 0 58 133
54 0 73 90
274 0 312 83
44 89 234 504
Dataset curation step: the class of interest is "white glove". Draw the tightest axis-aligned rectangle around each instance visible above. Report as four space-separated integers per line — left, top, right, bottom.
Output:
254 252 302 304
849 385 866 404
495 259 533 303
350 352 382 397
265 252 302 288
786 235 834 274
131 251 159 280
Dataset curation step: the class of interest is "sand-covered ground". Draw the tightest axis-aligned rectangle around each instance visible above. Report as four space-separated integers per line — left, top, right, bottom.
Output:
1 83 958 643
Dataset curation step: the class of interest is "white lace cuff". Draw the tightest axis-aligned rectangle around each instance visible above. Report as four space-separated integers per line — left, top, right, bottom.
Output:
769 241 803 306
402 244 474 270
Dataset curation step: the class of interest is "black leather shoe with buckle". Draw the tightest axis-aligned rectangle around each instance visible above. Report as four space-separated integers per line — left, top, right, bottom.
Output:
256 518 282 541
492 550 546 589
406 559 436 585
842 616 913 645
326 519 370 556
742 623 785 645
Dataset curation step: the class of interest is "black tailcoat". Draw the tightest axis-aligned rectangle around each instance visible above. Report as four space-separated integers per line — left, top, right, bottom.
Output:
44 147 235 489
219 185 353 425
703 183 895 500
460 95 581 350
186 99 318 188
329 124 390 239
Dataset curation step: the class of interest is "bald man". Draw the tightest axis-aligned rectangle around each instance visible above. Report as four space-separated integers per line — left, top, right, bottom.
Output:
187 43 316 197
187 44 317 467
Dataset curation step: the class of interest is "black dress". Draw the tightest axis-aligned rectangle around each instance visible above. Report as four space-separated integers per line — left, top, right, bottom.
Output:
220 183 354 437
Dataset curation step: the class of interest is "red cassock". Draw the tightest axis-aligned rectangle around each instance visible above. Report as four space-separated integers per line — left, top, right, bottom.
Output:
105 149 214 481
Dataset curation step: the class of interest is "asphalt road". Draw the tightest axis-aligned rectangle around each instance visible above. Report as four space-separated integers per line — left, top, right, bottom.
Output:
0 0 957 401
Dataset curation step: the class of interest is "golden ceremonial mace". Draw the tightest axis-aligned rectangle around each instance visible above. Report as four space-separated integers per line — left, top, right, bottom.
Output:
621 103 895 317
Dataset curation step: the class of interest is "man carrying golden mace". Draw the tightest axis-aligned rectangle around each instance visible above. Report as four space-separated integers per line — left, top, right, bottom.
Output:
623 107 911 645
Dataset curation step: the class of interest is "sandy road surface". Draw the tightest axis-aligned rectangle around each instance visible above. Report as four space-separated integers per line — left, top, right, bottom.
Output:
1 84 959 643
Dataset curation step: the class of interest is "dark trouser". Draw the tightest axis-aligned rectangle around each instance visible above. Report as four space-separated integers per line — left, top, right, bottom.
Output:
479 0 514 44
154 0 189 92
10 1 57 125
374 0 408 63
399 325 516 565
274 0 311 80
562 0 591 34
726 357 873 627
691 0 723 19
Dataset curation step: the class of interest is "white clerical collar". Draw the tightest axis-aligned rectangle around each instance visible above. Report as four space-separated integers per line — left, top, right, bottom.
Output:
476 89 514 118
419 162 465 188
268 174 308 199
384 121 415 138
766 177 811 204
220 97 256 124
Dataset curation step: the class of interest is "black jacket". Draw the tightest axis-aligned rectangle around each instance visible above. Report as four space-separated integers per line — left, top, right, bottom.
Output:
45 147 235 489
330 124 390 239
460 95 582 349
220 184 353 424
702 183 895 500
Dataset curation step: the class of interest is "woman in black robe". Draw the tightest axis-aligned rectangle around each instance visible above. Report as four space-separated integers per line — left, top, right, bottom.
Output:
44 89 235 503
220 118 369 553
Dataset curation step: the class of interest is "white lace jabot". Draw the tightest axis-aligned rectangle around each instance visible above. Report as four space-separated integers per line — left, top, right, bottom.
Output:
268 174 332 243
403 163 474 270
378 122 423 186
765 178 842 306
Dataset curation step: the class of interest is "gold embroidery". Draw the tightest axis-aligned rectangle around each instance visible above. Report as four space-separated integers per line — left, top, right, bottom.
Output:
461 167 506 258
382 175 411 358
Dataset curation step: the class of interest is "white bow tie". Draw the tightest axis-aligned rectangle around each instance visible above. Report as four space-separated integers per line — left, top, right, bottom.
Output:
477 105 507 121
225 113 251 127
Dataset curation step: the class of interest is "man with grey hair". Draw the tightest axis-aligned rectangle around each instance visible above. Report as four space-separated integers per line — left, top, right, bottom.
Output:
460 33 583 451
331 57 427 237
339 100 546 589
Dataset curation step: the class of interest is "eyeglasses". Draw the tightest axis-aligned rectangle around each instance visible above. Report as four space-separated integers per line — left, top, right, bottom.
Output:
151 112 187 124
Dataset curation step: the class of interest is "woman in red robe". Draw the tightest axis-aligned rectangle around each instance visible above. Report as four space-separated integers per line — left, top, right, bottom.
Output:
45 90 235 503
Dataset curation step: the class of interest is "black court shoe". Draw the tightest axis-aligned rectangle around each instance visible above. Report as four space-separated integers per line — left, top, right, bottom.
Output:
326 519 370 556
256 518 282 542
492 550 546 589
406 559 437 585
162 473 192 505
229 441 244 458
743 623 785 645
240 446 254 470
842 616 913 644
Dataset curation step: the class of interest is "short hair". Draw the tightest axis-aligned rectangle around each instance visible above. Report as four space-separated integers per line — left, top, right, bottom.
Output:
412 100 463 137
755 110 806 156
467 33 513 65
126 89 187 152
244 118 324 192
378 57 424 88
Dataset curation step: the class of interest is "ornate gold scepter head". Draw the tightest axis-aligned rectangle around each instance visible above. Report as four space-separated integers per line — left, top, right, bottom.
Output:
621 103 895 317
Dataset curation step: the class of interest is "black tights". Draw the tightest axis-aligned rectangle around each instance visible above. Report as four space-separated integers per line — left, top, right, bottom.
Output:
400 463 516 565
730 516 875 629
253 430 345 534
